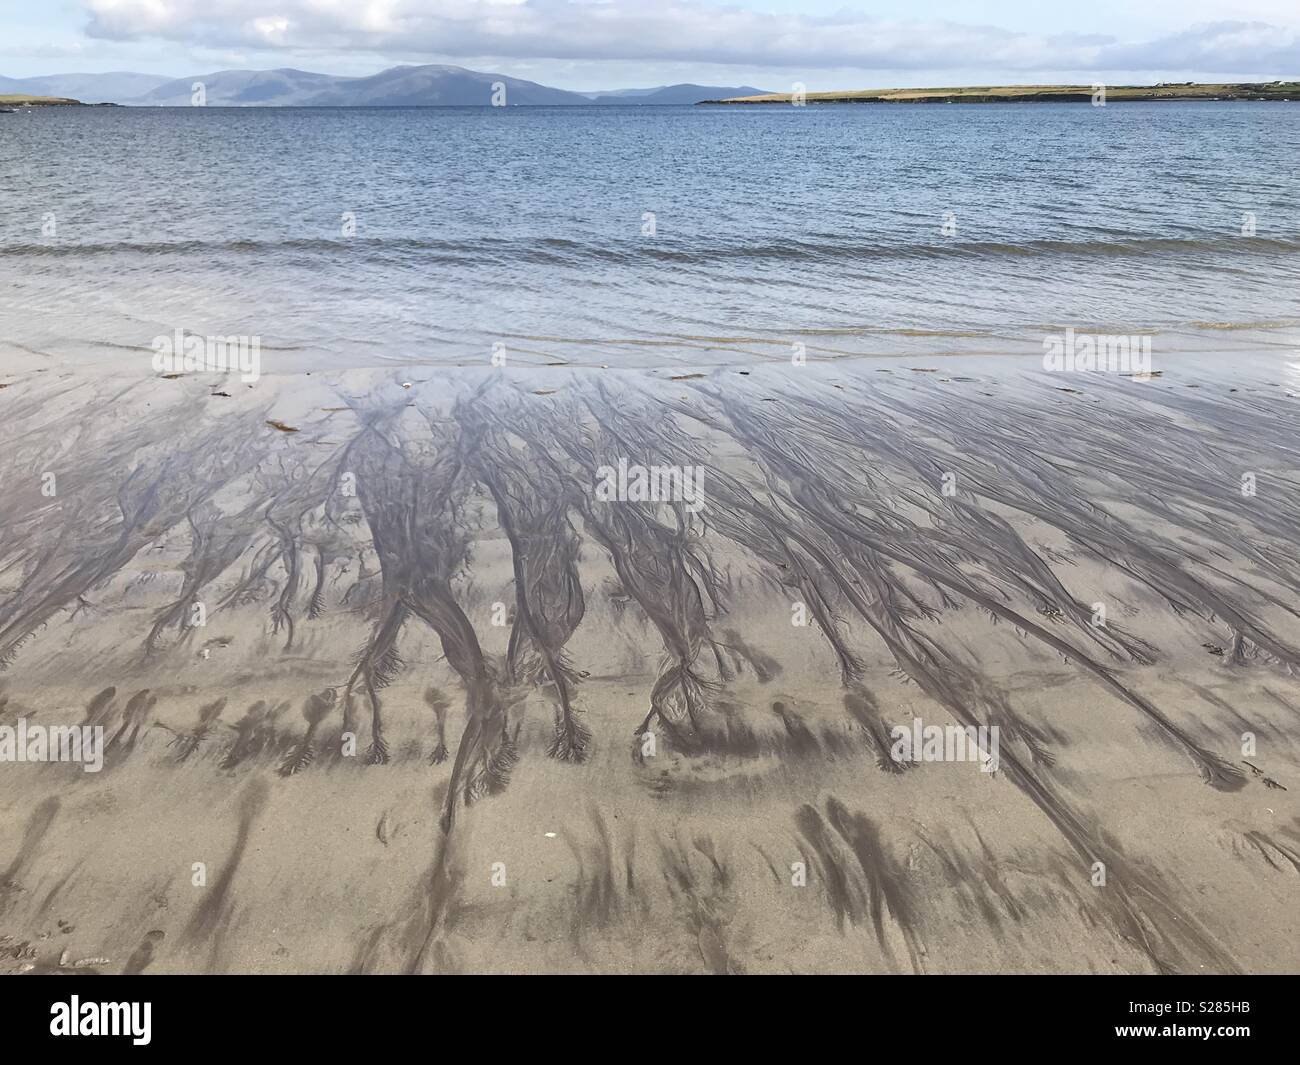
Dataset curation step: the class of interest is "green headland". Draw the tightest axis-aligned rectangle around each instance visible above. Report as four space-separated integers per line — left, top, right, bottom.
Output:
699 82 1300 105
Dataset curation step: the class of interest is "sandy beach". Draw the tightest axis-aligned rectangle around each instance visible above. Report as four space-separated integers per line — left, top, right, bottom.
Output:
0 353 1296 974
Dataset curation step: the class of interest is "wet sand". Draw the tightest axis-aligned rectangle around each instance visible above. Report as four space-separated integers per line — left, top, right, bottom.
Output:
1 354 1297 974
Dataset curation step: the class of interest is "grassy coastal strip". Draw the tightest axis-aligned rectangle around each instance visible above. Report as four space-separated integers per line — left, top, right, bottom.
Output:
0 93 85 107
699 82 1300 105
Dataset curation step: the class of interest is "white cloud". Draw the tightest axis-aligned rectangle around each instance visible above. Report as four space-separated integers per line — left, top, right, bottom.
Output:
78 1 1300 74
248 16 290 44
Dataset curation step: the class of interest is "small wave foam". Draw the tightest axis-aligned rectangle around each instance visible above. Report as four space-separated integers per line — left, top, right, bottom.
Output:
5 232 1300 267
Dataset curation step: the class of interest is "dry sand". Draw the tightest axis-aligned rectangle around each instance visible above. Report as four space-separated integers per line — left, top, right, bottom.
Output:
0 354 1297 974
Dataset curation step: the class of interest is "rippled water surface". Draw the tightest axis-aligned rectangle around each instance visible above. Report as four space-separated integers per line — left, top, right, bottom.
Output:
2 102 1299 370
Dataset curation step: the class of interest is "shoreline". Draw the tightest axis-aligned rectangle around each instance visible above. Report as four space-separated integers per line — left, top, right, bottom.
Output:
0 94 110 108
701 81 1300 105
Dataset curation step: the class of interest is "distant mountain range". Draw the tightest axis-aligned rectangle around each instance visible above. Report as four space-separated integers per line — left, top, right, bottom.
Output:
0 66 769 107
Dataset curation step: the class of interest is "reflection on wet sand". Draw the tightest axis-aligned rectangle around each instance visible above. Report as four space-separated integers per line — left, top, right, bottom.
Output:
0 357 1297 973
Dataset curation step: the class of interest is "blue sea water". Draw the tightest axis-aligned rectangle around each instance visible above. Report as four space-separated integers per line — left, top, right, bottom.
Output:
2 102 1298 371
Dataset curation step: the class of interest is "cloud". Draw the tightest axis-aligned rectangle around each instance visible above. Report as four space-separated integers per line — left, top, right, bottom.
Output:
82 2 1300 74
1099 20 1300 71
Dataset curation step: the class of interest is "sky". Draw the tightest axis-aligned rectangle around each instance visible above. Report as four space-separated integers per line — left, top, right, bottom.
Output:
2 0 1299 91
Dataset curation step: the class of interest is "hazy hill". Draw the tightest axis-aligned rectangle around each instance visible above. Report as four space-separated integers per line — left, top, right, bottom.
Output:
71 64 593 106
134 68 350 106
587 83 770 104
296 65 590 106
0 71 169 102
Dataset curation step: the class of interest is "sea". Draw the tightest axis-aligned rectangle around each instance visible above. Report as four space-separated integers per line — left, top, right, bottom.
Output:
2 102 1299 373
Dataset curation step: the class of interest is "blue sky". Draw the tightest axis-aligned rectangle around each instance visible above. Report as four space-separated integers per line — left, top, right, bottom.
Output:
3 1 1298 90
